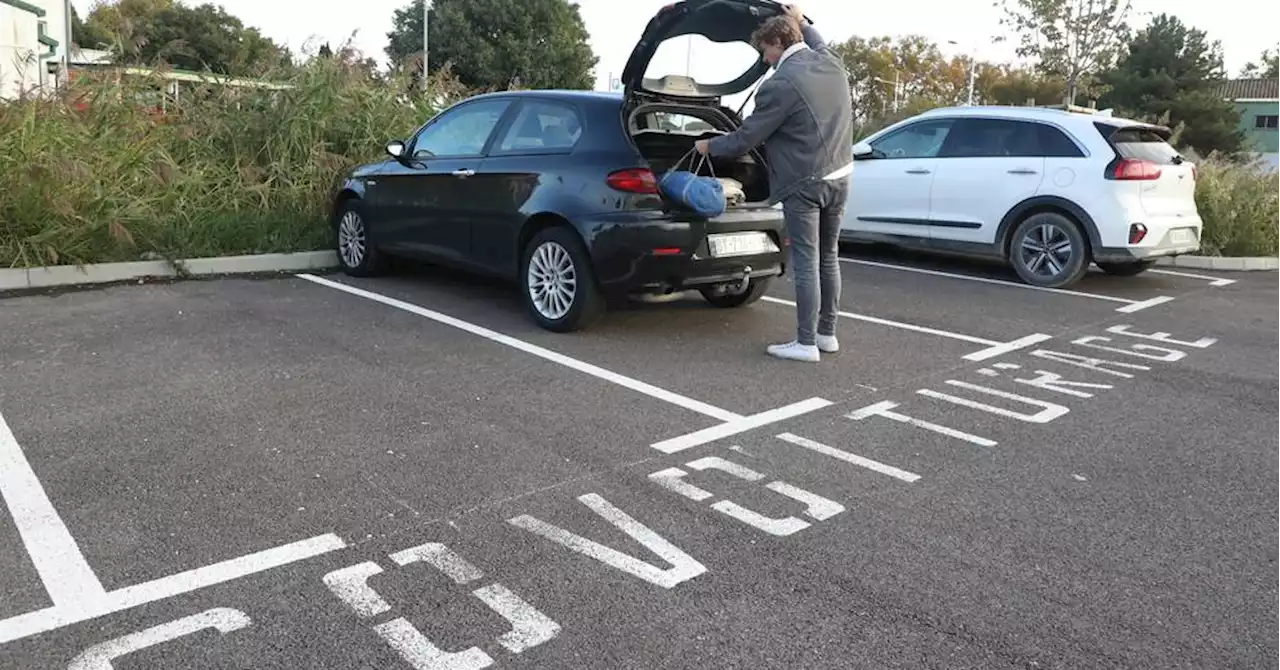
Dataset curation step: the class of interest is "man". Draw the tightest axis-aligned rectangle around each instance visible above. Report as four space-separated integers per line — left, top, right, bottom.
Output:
695 4 853 363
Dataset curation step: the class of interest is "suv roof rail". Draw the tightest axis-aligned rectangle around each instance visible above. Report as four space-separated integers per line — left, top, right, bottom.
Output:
1037 102 1114 116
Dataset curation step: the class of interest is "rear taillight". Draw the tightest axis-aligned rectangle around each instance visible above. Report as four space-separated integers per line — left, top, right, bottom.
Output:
607 168 659 194
1191 165 1197 181
1128 223 1148 244
1107 158 1162 181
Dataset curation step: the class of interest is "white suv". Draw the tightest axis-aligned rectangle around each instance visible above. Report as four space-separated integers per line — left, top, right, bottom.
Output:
840 106 1203 288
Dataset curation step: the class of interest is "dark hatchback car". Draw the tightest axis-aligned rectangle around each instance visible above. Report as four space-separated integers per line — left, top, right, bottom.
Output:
329 0 794 332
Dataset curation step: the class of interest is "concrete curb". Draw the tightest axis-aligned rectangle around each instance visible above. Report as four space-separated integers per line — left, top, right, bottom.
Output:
1 251 339 291
1155 255 1279 271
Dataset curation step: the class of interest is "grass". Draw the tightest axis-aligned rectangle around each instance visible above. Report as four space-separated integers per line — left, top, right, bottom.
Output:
1 64 1276 268
0 57 472 268
1192 156 1279 257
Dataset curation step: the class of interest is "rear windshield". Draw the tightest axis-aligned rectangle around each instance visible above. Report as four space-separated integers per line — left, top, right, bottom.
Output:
1095 122 1180 163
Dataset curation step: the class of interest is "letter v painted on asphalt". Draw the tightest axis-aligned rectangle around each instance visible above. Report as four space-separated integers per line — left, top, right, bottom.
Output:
508 494 706 589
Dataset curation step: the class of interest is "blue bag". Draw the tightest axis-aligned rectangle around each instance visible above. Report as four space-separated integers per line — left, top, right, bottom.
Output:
659 149 726 219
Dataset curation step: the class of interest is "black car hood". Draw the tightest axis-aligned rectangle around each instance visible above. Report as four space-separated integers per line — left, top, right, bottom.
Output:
620 0 793 100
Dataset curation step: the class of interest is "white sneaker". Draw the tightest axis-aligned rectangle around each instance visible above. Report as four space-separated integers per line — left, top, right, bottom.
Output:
766 341 820 362
816 334 839 353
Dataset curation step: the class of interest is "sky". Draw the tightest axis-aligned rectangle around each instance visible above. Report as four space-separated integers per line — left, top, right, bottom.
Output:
71 0 1279 108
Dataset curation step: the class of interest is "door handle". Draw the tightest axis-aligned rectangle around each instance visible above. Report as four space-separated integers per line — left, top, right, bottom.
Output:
905 168 931 175
1007 168 1038 175
452 169 476 177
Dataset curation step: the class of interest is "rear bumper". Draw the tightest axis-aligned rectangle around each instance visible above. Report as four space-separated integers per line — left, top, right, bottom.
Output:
1093 215 1203 263
581 207 787 292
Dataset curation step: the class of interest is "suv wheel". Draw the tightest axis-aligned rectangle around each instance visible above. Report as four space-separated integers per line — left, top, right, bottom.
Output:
1097 260 1157 277
335 200 386 277
700 277 772 308
520 227 604 332
1008 212 1089 288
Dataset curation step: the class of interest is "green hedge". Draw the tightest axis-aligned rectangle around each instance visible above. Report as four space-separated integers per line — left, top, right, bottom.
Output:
2 72 1276 268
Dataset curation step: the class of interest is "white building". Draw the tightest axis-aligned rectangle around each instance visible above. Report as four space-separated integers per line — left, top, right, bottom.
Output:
0 0 72 100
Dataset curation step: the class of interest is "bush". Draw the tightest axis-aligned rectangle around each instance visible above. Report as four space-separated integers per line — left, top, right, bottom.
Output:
1194 156 1279 257
0 56 473 268
4 66 1275 267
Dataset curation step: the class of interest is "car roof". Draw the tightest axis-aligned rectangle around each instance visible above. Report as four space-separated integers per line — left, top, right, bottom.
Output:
915 105 1150 128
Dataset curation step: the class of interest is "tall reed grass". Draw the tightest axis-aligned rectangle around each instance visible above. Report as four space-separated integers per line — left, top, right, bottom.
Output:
1 63 1275 268
0 57 472 268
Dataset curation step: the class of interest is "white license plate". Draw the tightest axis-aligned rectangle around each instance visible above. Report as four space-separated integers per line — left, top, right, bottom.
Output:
1170 228 1195 244
707 232 777 258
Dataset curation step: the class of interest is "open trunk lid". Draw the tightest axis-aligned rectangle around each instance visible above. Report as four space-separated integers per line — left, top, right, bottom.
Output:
620 0 793 101
1097 121 1198 218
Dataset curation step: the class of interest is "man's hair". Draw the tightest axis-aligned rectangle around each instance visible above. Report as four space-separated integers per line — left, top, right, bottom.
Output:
750 16 802 50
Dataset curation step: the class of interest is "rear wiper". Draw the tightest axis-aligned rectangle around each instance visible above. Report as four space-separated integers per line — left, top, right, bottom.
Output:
1171 154 1185 165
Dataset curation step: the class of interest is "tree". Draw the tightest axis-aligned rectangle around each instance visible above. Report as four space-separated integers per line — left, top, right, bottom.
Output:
71 4 112 50
1098 14 1242 156
999 0 1132 105
982 66 1067 106
83 0 292 76
385 0 597 91
832 35 973 123
1239 49 1279 79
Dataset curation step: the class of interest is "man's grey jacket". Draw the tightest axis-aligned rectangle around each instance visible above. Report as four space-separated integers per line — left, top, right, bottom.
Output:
708 24 854 204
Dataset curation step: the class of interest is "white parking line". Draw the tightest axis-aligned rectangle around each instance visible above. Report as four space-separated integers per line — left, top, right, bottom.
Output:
0 410 106 609
298 274 743 423
1114 296 1176 313
760 296 998 346
840 257 1176 313
1148 269 1237 287
0 534 346 644
651 397 833 454
775 433 921 483
962 333 1054 362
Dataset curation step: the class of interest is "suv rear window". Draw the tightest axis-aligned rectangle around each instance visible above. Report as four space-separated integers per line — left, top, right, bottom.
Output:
1095 122 1181 163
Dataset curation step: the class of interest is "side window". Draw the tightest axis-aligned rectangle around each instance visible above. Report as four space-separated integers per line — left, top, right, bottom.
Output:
410 99 512 158
939 118 1035 158
1036 123 1085 157
869 120 954 159
495 101 583 153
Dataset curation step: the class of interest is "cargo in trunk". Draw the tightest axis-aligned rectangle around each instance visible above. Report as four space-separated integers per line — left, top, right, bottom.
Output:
628 103 771 208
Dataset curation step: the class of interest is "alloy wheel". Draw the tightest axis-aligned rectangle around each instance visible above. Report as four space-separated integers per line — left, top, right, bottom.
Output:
527 240 577 321
1017 222 1074 278
338 211 366 269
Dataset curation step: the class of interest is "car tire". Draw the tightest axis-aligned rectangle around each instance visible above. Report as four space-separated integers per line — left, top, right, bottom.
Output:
520 226 605 332
700 277 772 308
1096 260 1157 276
1008 212 1090 288
334 199 386 277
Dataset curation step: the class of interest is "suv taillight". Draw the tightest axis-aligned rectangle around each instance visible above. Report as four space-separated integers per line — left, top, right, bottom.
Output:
607 168 659 194
1106 158 1162 181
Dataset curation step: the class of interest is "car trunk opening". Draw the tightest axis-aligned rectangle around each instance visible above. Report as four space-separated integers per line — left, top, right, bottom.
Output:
628 102 772 208
621 0 788 100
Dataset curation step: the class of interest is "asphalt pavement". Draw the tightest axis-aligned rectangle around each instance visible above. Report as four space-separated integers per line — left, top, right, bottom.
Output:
0 245 1275 670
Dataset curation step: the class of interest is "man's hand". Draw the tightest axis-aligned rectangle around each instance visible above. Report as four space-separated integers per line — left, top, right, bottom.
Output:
783 4 804 22
694 139 711 155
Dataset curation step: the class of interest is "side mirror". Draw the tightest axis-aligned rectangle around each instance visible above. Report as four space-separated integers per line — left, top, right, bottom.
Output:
385 140 406 159
852 141 874 159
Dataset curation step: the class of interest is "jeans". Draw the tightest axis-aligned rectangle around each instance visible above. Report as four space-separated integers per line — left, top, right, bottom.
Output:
780 178 849 346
